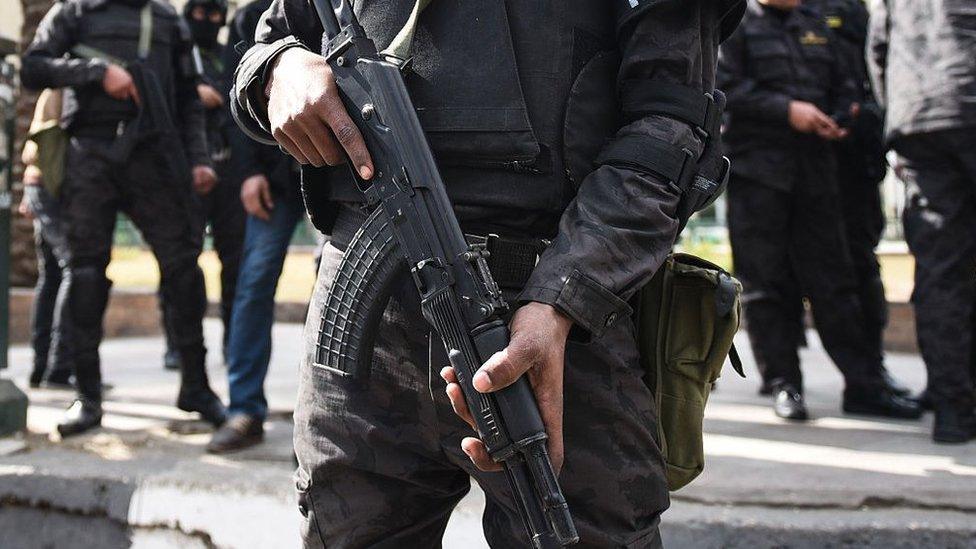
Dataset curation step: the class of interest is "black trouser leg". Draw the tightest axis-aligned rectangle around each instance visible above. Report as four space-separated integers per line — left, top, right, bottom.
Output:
839 169 888 365
895 129 976 410
29 236 60 383
121 144 211 395
728 175 804 389
790 181 883 391
61 138 120 405
208 162 245 350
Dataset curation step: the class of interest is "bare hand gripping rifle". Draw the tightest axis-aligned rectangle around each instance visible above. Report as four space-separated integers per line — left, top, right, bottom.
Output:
308 1 578 547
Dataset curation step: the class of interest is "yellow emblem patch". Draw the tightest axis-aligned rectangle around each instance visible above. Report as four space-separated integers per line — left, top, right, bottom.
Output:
800 30 829 45
826 15 843 28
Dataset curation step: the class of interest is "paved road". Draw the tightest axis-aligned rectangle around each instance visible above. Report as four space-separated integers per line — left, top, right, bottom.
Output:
2 320 974 548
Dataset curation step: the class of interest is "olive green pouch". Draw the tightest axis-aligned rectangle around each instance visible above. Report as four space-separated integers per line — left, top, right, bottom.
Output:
28 122 69 198
638 253 744 491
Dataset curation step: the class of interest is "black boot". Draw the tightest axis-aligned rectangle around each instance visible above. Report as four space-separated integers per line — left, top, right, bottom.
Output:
176 345 226 427
843 386 922 419
932 405 976 444
774 384 809 421
56 399 103 438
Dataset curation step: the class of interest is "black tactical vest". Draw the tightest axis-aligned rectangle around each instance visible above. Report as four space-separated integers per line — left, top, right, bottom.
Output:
304 0 742 233
71 0 185 132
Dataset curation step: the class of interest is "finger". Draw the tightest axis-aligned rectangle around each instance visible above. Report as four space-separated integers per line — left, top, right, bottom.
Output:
445 381 477 430
128 82 141 107
473 348 526 393
529 366 565 473
440 366 457 384
273 129 309 164
288 129 326 167
461 437 501 472
320 102 373 179
259 182 275 211
299 117 345 166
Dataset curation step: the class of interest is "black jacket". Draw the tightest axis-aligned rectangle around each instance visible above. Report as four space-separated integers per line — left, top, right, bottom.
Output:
231 0 744 337
22 0 210 167
718 0 856 191
223 0 298 195
867 0 976 143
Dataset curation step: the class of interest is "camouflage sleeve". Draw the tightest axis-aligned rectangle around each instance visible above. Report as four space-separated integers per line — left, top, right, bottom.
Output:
518 0 734 338
230 0 322 144
174 18 212 168
21 1 109 90
717 24 793 126
866 0 889 107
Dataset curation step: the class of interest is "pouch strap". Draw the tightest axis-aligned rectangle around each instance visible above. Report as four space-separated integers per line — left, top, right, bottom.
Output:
728 344 745 378
620 81 724 140
596 134 697 193
381 0 433 66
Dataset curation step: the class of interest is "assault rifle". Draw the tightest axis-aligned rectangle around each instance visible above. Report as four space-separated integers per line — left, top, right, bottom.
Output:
308 1 578 547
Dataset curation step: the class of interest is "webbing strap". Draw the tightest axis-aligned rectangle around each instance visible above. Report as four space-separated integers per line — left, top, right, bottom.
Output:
72 2 153 63
137 2 153 59
597 134 696 191
72 44 122 64
381 0 433 64
621 81 721 138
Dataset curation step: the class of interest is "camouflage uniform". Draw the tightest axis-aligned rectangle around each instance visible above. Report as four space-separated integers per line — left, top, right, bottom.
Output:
232 0 744 545
868 0 976 411
718 0 884 393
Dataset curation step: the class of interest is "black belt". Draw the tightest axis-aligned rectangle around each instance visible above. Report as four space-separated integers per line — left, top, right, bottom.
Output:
466 233 549 290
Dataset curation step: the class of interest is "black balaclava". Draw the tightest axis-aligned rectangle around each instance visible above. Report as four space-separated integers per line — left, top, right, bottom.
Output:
183 0 227 49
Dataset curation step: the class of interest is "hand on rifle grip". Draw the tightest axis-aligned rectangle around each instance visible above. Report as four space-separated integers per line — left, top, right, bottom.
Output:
441 302 572 474
265 48 374 178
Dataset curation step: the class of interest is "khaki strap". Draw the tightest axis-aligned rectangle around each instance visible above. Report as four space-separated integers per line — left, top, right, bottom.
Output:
73 2 153 63
137 2 153 59
381 0 432 64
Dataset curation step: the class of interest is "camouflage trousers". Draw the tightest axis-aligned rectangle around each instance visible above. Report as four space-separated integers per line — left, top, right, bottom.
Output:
894 129 976 410
294 209 669 548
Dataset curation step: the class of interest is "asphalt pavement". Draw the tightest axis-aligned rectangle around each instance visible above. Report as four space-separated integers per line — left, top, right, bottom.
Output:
1 319 974 548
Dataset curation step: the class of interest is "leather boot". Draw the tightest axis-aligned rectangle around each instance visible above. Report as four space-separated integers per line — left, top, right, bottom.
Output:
932 405 976 444
176 345 227 427
843 386 922 419
57 399 103 438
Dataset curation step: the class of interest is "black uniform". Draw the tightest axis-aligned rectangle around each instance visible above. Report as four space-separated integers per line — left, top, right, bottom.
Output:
231 0 744 546
162 0 245 359
719 0 886 395
809 0 889 364
22 0 224 423
868 0 976 431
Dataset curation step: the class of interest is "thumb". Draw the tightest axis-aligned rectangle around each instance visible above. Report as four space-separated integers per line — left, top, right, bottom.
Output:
473 347 526 393
260 181 275 210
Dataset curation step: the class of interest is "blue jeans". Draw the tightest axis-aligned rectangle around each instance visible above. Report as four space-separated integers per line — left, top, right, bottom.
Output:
226 189 304 420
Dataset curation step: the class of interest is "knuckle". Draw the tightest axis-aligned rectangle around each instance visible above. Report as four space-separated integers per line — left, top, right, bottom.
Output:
334 123 357 145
